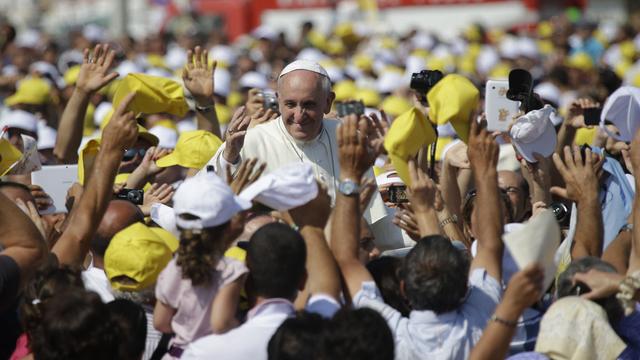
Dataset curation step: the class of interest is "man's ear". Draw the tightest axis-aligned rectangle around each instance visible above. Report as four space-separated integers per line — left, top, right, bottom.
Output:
399 279 407 299
324 91 336 114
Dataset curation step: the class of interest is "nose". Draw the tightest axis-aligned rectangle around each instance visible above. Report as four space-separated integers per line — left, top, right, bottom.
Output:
293 106 306 121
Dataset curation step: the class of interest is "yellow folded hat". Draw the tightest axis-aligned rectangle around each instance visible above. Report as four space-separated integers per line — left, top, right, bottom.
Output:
156 130 222 169
380 95 412 118
334 80 358 102
112 73 189 117
5 77 51 106
0 138 22 176
104 222 174 291
427 74 479 144
383 107 436 185
63 65 81 87
78 139 101 185
215 103 232 125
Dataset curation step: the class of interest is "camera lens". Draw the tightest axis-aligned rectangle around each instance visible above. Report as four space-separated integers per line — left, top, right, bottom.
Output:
549 202 568 223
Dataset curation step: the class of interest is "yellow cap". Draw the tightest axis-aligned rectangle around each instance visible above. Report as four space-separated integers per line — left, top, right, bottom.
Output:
621 41 637 60
154 119 177 130
83 103 96 136
215 103 232 125
0 138 22 176
457 55 476 74
537 40 555 55
227 91 244 108
326 39 346 55
147 54 168 70
427 74 479 144
112 73 189 117
566 52 594 71
356 88 381 107
489 62 511 78
538 21 554 38
64 65 81 86
224 246 246 262
426 56 447 73
353 54 373 72
156 130 222 169
150 226 179 252
615 61 632 79
104 222 174 291
78 139 101 185
574 127 597 146
5 77 51 106
334 80 358 102
334 22 355 39
307 30 328 51
114 173 152 192
464 24 482 43
380 95 412 117
383 107 436 185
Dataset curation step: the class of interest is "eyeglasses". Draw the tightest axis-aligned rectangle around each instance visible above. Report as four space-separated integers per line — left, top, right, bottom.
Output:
502 186 522 195
122 148 147 162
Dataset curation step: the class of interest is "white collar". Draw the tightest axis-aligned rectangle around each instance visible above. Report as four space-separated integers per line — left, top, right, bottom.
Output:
277 116 325 147
247 298 295 320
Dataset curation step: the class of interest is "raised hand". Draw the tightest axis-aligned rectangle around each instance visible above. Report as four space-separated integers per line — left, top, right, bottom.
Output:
572 269 624 301
289 182 332 229
76 43 118 94
502 263 545 313
226 158 266 194
392 205 421 241
249 108 278 129
101 92 138 152
407 159 442 214
140 183 175 216
245 89 265 117
337 114 376 181
366 110 390 157
29 184 54 211
467 116 499 177
551 146 598 202
223 106 251 163
567 98 600 129
183 46 216 106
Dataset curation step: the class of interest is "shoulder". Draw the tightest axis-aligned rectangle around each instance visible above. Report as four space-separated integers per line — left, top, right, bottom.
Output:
322 118 340 133
182 334 226 359
217 256 248 284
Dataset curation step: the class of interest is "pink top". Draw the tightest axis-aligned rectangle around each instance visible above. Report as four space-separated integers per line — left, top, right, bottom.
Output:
155 256 248 348
9 333 29 360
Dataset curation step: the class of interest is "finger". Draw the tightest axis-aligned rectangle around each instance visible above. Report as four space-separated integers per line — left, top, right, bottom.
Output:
230 106 246 128
83 48 90 64
104 49 116 68
408 159 419 185
194 46 202 68
584 147 593 167
93 44 103 64
186 49 194 70
357 116 369 147
116 92 137 114
98 44 109 66
100 72 119 87
563 145 577 169
15 198 28 214
202 49 209 69
549 186 568 199
160 191 175 203
552 152 569 178
157 184 174 198
26 201 40 218
249 163 267 182
238 115 252 131
226 164 233 183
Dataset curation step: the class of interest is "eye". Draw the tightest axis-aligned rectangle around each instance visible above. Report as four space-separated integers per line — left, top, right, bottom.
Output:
284 101 296 109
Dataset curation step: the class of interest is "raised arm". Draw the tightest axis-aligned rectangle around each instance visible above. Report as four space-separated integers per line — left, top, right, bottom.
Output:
628 129 640 273
290 185 341 302
0 192 47 288
406 159 441 237
183 46 221 138
331 115 377 300
52 93 139 266
469 263 544 360
467 119 503 281
551 146 603 259
54 44 118 163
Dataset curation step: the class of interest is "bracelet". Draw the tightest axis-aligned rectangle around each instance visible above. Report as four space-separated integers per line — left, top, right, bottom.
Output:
617 271 640 316
439 215 458 228
195 103 215 112
490 314 517 328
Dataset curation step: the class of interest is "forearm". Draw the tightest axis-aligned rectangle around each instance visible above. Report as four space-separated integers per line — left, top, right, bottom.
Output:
196 108 222 139
300 226 341 300
440 163 462 220
556 124 577 155
530 180 552 205
470 302 521 360
54 88 91 163
331 194 360 263
630 179 640 272
572 195 603 259
414 208 441 237
474 169 503 252
52 148 121 266
437 208 467 246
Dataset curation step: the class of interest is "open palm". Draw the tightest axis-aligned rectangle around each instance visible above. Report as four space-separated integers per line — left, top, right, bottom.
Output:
183 46 216 104
76 43 118 94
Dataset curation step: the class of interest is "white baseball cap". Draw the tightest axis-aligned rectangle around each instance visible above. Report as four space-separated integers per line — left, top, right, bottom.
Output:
509 105 557 163
534 82 561 106
238 163 318 211
173 171 251 230
376 71 404 94
600 86 640 142
239 71 268 90
279 59 329 80
37 122 57 150
1 110 39 133
213 68 231 97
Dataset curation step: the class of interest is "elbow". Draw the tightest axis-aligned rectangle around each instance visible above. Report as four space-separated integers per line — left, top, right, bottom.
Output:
211 318 237 334
153 316 173 334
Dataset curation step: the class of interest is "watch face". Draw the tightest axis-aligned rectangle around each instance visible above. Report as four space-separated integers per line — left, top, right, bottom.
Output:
340 180 357 195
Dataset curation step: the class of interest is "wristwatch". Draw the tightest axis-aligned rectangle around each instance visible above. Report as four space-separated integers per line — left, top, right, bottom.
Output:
338 179 360 197
195 103 215 112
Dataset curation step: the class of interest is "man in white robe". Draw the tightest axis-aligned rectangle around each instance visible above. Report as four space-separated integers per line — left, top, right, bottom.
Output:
204 60 412 250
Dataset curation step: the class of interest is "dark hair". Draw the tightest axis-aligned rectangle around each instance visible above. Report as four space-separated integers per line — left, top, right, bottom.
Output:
107 299 147 360
30 290 122 360
556 257 624 324
400 235 470 313
323 308 394 360
247 223 306 299
177 221 230 286
367 257 411 316
461 188 514 230
20 258 84 340
268 311 327 360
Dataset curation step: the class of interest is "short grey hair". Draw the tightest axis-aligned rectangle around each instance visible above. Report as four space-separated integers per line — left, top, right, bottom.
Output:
277 71 332 94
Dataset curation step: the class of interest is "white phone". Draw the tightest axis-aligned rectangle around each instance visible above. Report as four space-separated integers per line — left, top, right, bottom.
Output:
485 79 520 132
31 165 78 214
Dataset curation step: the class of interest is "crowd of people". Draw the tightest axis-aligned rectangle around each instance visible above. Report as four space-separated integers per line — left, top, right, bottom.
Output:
2 6 640 360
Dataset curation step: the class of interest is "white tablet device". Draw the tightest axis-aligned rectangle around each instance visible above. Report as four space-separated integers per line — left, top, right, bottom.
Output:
31 164 78 214
485 79 520 132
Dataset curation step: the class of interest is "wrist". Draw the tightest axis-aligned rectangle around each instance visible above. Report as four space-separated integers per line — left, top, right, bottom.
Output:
195 96 215 107
494 301 523 324
73 87 92 98
223 149 240 164
339 172 361 183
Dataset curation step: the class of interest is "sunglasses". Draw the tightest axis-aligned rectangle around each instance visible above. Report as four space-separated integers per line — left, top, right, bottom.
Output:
122 148 147 162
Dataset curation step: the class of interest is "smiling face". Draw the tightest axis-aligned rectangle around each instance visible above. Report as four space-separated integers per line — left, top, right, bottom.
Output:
277 70 334 141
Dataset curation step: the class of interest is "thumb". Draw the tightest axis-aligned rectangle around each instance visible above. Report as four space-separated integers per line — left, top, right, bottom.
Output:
116 92 137 114
100 72 119 87
549 186 568 199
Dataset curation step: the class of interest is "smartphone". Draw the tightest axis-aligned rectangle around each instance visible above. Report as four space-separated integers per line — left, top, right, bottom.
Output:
116 188 144 205
485 79 520 132
583 107 602 126
388 185 408 204
336 100 365 117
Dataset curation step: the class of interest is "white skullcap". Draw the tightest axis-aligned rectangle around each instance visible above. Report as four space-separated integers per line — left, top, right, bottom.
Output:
279 60 329 79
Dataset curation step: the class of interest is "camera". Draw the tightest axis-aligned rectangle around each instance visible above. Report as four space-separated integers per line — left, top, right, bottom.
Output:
116 188 144 205
506 69 543 113
410 69 444 101
388 185 408 204
549 202 569 225
262 91 279 113
336 100 365 117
